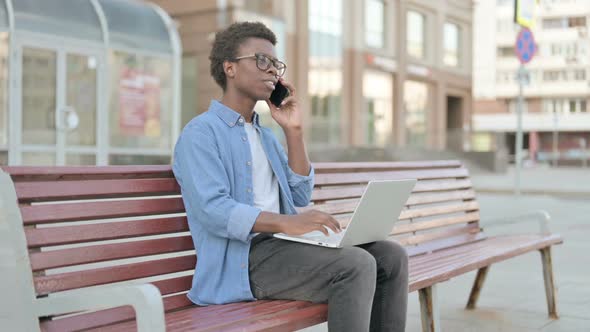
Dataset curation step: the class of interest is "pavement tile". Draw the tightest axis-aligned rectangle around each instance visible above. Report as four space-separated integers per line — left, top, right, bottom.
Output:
540 316 590 332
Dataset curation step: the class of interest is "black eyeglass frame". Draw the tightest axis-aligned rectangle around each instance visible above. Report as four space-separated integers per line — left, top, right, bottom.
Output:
231 53 287 77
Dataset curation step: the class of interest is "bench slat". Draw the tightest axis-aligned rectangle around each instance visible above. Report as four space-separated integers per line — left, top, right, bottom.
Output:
30 235 195 271
399 201 479 220
392 212 480 235
25 216 188 247
405 232 487 257
406 189 476 206
302 190 477 216
207 303 328 332
2 165 172 179
21 197 185 225
15 178 180 202
168 300 317 331
397 223 480 246
34 255 196 295
40 292 194 332
314 168 468 186
408 234 563 292
310 178 473 202
312 160 461 172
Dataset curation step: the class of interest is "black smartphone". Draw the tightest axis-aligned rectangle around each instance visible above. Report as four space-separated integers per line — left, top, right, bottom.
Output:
269 80 290 107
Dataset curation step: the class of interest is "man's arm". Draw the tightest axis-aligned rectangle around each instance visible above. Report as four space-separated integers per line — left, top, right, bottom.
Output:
284 127 311 176
266 78 311 177
252 210 341 236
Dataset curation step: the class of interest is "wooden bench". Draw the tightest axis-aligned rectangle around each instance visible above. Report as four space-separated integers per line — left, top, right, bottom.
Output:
0 160 563 332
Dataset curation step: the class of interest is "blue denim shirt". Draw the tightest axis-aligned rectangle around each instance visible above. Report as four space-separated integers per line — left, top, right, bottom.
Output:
172 100 314 305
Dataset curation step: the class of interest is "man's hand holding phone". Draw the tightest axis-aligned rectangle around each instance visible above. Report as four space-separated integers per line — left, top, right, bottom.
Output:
266 78 302 132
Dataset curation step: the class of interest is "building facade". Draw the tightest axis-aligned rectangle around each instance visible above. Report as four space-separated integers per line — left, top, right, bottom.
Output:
473 0 590 165
152 0 474 159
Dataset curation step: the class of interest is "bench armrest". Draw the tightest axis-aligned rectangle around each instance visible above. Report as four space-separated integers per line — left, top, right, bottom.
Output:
480 210 551 234
34 284 165 332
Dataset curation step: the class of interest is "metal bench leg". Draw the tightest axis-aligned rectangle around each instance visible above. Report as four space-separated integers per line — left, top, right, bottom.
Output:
419 285 441 332
465 266 489 310
540 247 559 319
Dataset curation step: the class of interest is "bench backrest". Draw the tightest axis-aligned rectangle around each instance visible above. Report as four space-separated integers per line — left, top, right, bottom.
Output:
1 160 482 329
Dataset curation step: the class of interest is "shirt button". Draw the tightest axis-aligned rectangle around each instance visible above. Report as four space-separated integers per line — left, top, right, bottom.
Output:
247 161 252 166
229 122 234 126
241 264 246 269
242 136 247 141
238 118 244 123
247 188 252 193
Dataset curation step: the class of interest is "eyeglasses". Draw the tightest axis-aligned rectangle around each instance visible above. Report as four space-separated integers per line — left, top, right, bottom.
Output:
232 53 286 77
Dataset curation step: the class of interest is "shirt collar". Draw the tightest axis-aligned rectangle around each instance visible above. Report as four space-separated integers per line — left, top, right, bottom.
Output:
210 100 261 128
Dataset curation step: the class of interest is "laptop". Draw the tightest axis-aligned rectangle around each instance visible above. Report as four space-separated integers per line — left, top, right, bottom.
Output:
273 179 417 248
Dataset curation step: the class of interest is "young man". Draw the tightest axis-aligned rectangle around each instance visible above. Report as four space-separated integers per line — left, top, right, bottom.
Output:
173 22 408 332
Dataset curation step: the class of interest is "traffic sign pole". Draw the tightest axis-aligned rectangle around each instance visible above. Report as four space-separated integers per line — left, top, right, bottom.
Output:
515 65 526 195
514 27 536 195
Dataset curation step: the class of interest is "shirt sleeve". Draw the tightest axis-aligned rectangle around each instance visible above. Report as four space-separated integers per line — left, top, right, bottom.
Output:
173 127 261 243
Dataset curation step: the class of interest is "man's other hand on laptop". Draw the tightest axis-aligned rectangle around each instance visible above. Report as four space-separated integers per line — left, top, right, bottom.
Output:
281 210 342 236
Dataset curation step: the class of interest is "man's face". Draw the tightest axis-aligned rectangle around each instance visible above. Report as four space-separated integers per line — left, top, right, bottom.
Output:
225 38 281 101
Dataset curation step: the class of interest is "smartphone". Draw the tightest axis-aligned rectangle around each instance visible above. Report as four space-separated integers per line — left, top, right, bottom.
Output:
269 80 290 107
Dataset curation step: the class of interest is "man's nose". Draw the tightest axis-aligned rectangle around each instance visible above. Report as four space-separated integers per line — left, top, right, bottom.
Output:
267 64 278 76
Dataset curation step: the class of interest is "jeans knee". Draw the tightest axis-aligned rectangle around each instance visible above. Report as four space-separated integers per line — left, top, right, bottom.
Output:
374 240 409 277
342 247 377 280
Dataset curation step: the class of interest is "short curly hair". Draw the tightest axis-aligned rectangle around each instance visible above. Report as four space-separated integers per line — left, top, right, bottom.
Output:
209 22 277 91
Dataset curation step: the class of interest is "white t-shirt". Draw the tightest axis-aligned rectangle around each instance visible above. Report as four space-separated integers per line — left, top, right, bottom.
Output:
244 123 280 214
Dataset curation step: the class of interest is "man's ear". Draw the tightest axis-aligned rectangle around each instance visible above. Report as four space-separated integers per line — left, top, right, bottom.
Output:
223 60 235 79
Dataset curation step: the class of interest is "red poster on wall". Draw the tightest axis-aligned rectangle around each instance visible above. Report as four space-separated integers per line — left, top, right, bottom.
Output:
119 67 161 137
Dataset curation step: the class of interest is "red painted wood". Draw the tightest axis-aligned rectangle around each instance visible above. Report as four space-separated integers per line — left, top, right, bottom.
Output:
25 216 188 247
34 255 196 294
21 197 185 225
314 168 468 186
30 235 195 271
312 160 461 173
14 178 180 201
40 293 195 332
2 165 172 178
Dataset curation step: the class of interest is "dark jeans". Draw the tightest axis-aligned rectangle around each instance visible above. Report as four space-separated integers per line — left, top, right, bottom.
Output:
249 234 408 332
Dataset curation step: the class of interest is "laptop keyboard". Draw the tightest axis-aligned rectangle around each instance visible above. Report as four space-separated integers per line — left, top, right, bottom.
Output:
304 229 344 242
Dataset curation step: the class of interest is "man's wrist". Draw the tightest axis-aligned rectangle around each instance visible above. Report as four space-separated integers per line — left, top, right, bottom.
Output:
283 126 303 137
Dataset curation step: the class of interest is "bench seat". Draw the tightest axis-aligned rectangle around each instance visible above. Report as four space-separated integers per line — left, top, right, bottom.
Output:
40 234 562 332
0 161 562 332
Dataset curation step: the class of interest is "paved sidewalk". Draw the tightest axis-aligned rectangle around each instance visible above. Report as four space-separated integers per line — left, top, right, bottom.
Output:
405 192 590 331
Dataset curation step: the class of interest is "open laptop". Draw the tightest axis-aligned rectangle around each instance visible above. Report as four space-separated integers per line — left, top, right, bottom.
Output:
273 179 417 248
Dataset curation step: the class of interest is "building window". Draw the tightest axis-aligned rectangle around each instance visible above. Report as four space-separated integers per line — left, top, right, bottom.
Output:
309 0 344 145
543 98 588 114
365 0 385 49
443 22 460 67
543 18 566 29
407 10 426 59
498 46 515 57
568 16 586 28
572 69 586 80
404 80 429 147
543 70 560 82
508 99 529 113
363 70 393 146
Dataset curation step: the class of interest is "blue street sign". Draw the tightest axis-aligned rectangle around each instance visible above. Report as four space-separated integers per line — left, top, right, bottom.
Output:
515 27 536 64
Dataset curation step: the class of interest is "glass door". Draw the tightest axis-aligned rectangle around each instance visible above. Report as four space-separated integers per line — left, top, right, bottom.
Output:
62 52 99 165
17 42 101 165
